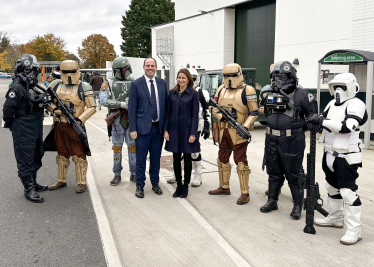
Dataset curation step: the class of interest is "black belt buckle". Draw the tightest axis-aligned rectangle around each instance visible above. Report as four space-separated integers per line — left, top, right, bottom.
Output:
152 121 159 125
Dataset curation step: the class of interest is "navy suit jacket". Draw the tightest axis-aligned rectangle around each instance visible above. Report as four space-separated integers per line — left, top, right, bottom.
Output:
129 76 168 135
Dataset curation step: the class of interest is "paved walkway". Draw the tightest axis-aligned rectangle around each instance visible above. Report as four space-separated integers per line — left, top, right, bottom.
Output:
84 106 374 267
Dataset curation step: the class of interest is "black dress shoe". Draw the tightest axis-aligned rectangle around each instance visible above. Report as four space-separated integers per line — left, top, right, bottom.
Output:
135 187 144 198
152 184 163 195
35 183 49 192
130 175 136 182
110 175 121 186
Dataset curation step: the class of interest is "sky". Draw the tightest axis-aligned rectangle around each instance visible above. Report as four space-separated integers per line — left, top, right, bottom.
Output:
0 0 134 58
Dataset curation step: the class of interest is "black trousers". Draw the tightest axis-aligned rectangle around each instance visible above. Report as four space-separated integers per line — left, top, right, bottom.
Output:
12 117 44 179
322 152 360 190
173 153 192 186
264 133 305 188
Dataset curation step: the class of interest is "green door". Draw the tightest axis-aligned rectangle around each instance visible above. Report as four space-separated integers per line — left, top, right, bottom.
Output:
235 0 276 89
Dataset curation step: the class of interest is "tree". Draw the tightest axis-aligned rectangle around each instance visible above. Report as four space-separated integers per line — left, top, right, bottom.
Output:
78 34 116 68
0 45 22 72
19 33 67 61
0 31 12 53
120 0 175 58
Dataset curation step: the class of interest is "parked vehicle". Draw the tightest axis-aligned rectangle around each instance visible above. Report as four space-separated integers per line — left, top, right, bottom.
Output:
0 72 11 79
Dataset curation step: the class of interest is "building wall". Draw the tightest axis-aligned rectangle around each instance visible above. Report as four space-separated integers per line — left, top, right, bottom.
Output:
152 9 235 85
160 0 374 90
274 0 353 89
175 0 245 20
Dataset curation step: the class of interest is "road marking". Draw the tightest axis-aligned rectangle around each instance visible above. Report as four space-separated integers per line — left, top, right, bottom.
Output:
86 158 122 267
87 119 251 267
159 175 251 267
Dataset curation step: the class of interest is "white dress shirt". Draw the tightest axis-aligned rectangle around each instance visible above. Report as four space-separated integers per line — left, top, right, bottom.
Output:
144 74 160 122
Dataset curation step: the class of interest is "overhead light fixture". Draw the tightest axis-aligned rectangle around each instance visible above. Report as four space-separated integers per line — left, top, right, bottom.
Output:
198 10 212 15
293 58 299 65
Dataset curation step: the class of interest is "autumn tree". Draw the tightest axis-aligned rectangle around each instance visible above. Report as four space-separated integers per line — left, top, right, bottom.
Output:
0 32 22 72
78 34 115 68
120 0 175 58
19 33 67 61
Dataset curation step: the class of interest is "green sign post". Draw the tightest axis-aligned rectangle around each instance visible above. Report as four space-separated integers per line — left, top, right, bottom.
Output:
324 52 363 63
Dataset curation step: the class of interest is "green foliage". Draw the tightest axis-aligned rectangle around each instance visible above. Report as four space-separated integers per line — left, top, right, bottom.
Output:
78 34 116 68
120 0 175 58
19 33 67 61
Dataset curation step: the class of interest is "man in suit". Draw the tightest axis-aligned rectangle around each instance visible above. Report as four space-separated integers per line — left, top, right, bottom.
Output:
129 58 168 198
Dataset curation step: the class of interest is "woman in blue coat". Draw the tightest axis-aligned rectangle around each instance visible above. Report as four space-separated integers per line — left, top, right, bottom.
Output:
164 68 200 198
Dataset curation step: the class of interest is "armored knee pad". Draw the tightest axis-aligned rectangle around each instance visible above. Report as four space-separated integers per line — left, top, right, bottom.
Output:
340 188 361 206
325 182 342 199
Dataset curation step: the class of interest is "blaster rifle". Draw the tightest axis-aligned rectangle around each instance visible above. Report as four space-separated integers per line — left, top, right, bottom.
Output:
301 129 328 234
46 85 91 156
209 98 251 142
105 109 124 127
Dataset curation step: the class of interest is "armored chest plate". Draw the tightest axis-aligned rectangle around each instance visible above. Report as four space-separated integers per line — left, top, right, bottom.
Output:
109 79 132 102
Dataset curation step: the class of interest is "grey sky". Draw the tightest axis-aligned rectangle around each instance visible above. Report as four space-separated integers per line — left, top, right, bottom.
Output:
0 0 132 58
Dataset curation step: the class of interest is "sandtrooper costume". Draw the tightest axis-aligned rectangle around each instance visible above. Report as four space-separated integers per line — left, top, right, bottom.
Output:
167 68 210 187
306 73 367 245
209 63 258 205
44 60 96 193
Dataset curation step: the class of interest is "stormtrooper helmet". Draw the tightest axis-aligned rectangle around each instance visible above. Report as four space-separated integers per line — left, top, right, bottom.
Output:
328 73 359 104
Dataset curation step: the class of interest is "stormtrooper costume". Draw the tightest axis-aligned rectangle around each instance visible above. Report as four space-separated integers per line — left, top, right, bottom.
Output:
167 68 210 187
306 73 367 245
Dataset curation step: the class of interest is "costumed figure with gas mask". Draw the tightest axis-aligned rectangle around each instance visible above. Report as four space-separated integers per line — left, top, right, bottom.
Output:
43 60 96 193
260 61 317 220
167 68 210 187
101 56 136 185
2 54 48 203
208 63 258 205
305 73 367 245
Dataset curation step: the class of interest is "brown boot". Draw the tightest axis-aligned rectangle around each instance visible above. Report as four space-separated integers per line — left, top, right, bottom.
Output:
209 187 231 195
76 184 87 193
237 194 250 205
49 182 67 190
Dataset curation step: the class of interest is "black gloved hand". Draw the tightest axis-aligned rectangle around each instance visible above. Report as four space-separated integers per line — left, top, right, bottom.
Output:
237 126 250 139
305 114 324 132
201 120 210 140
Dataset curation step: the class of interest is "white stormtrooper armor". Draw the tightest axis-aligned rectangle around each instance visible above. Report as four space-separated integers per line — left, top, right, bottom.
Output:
315 73 367 245
168 68 210 187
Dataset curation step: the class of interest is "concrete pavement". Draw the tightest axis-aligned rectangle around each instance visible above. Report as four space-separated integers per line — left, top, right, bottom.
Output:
1 78 374 266
85 105 374 267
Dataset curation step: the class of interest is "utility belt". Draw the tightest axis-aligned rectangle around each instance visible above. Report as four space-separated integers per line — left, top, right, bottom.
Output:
324 144 361 165
266 127 304 137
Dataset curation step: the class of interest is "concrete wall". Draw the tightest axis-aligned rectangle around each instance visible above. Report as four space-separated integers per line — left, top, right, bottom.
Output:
152 9 235 86
175 0 245 20
274 0 353 89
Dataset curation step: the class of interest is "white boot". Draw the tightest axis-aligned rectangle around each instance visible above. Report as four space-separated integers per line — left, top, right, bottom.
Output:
191 160 202 187
314 198 344 228
340 205 362 245
167 164 176 184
